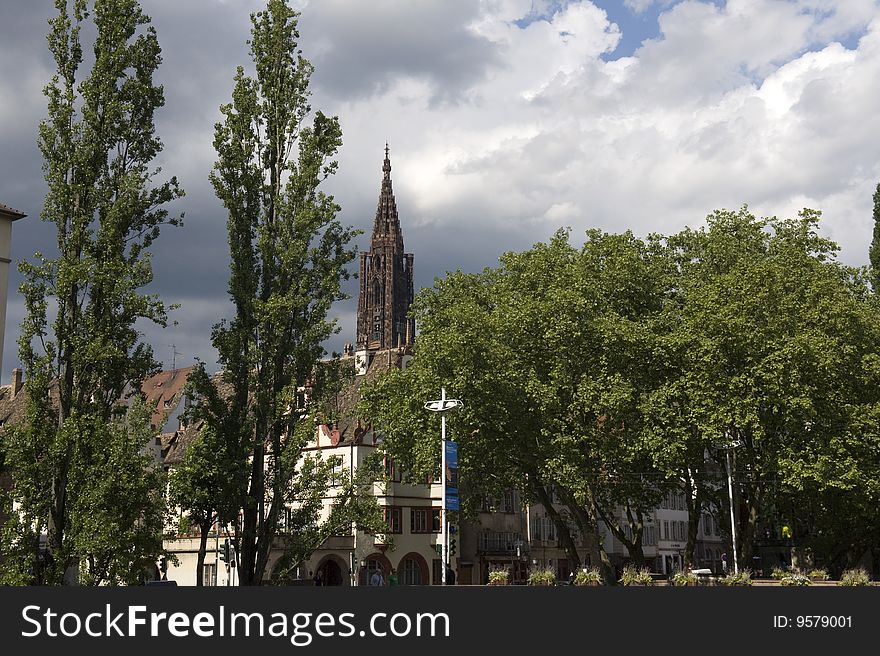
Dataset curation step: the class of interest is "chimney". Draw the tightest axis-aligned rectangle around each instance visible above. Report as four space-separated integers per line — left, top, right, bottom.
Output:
12 368 23 398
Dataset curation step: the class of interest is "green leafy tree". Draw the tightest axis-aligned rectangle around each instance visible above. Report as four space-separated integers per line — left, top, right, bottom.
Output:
652 207 880 571
185 0 372 586
66 397 169 586
360 229 669 582
167 424 241 586
1 0 182 585
870 182 880 292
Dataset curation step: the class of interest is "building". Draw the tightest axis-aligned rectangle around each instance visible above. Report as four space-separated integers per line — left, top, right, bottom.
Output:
295 146 445 586
0 202 26 378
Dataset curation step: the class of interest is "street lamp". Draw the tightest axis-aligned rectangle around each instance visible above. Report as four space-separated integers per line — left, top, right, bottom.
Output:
424 387 463 584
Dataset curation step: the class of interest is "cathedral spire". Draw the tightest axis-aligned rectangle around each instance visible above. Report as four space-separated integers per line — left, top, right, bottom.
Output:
373 143 402 251
356 145 415 353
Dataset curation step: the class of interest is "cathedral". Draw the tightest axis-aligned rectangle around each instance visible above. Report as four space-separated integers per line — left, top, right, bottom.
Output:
356 144 415 353
344 145 416 377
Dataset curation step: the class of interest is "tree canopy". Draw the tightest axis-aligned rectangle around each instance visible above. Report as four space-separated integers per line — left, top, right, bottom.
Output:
1 0 181 585
180 0 381 586
361 206 880 577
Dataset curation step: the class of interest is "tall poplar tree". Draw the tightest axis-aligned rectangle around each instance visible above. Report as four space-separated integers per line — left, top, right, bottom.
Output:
187 0 367 586
870 182 880 292
1 0 182 585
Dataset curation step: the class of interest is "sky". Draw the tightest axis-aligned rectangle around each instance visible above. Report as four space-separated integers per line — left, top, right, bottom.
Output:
1 0 879 383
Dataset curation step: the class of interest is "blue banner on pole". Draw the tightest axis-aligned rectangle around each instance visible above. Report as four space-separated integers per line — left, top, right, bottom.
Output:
444 441 458 510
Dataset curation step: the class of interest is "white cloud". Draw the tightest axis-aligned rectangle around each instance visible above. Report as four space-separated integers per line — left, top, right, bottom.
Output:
308 0 880 269
5 0 880 372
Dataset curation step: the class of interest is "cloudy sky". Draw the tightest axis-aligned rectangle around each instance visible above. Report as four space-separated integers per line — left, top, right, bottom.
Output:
2 0 879 383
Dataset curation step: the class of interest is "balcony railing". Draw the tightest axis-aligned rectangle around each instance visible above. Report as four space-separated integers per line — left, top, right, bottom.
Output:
478 531 524 555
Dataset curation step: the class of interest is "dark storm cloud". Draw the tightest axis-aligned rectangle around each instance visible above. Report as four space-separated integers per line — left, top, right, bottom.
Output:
297 0 502 104
0 0 506 381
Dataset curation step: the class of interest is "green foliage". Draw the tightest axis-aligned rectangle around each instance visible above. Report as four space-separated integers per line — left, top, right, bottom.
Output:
619 566 654 586
180 0 373 585
2 0 181 585
719 570 753 586
771 566 790 580
488 568 510 586
870 182 880 292
780 572 812 586
838 568 871 586
670 570 699 586
361 202 880 578
527 567 557 586
168 425 242 528
807 568 830 581
359 228 671 578
573 567 603 586
66 397 169 585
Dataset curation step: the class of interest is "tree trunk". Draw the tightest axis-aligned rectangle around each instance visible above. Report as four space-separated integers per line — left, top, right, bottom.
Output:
196 515 212 587
533 485 581 570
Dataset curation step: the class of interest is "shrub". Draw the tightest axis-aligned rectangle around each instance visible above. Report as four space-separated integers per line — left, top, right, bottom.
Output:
670 571 699 586
528 568 557 586
770 566 790 580
619 566 654 586
780 572 812 586
488 569 510 586
807 569 830 581
573 567 603 586
839 568 871 587
719 570 753 586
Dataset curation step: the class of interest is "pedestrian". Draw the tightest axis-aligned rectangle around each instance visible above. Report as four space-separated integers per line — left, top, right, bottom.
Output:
388 568 399 586
445 565 456 585
369 568 385 586
721 552 728 574
313 570 324 586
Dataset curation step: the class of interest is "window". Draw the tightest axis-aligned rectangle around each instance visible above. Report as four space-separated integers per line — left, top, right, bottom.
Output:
203 563 216 587
432 559 443 585
384 457 401 482
401 557 422 585
411 508 441 534
384 506 402 534
663 521 669 540
331 459 345 487
531 516 557 543
500 490 516 513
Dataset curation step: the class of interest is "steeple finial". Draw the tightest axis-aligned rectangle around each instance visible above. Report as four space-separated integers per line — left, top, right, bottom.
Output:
383 142 391 180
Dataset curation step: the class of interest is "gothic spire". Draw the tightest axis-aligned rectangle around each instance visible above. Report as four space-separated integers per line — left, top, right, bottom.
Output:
356 145 415 352
373 143 402 250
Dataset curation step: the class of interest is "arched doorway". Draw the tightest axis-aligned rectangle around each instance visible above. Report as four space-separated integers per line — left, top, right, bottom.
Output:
316 555 347 586
397 552 429 585
361 552 392 586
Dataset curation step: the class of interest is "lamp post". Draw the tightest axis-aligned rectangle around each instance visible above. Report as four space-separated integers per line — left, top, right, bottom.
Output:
424 388 463 584
721 435 742 574
514 539 523 583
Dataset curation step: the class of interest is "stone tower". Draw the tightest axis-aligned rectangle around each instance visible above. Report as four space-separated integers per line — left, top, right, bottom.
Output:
356 145 415 355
